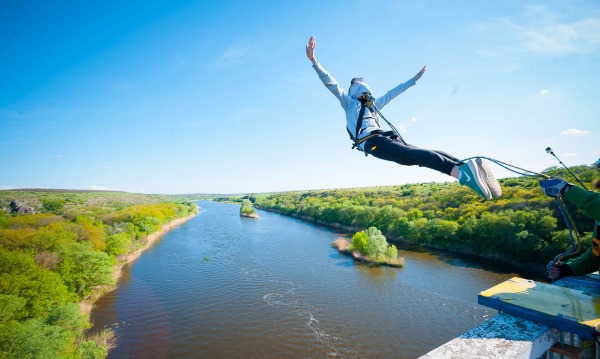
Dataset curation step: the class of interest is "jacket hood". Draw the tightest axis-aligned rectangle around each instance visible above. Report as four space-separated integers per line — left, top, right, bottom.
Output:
348 78 372 99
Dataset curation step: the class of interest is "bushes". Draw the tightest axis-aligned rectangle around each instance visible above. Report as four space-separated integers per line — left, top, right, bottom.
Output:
108 203 192 236
43 199 65 213
56 242 114 299
350 227 399 263
0 249 71 319
0 303 105 359
0 318 72 359
253 164 599 269
240 199 257 215
350 231 368 254
0 191 197 358
105 232 131 257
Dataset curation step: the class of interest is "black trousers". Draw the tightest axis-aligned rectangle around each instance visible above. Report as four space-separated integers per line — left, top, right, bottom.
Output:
363 135 460 176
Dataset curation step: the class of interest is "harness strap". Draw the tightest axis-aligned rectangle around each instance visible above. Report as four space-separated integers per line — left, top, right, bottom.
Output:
354 132 380 145
355 103 367 139
347 103 366 155
348 95 396 156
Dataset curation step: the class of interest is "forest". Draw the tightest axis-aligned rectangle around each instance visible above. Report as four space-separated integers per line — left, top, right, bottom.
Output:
1 164 597 358
0 190 196 359
237 164 599 274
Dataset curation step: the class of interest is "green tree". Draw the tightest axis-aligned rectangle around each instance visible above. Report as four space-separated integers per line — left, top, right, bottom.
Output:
0 249 71 319
105 232 131 256
393 217 411 239
367 234 387 260
45 303 90 333
136 216 161 234
240 199 257 215
0 319 72 359
74 217 106 251
365 227 388 260
349 231 368 254
30 222 76 252
42 199 65 213
0 211 7 229
56 242 114 299
385 244 398 259
0 294 27 322
251 163 600 271
0 228 36 250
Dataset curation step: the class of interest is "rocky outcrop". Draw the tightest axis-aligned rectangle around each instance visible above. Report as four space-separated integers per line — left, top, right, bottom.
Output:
9 200 36 214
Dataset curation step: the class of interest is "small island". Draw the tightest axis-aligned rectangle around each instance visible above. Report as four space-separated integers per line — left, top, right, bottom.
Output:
240 199 259 219
332 227 404 267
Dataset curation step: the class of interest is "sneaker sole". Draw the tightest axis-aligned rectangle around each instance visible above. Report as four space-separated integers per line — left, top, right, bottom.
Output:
476 158 502 198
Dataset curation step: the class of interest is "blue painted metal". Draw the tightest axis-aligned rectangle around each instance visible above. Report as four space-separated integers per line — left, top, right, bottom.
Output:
478 276 600 340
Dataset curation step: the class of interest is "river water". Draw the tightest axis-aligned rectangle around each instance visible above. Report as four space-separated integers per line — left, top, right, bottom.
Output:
90 200 533 358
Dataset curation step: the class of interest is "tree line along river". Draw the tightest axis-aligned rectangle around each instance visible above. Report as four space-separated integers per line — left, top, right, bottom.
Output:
90 200 535 358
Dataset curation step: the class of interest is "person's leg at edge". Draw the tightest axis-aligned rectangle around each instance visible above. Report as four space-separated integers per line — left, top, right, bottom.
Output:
364 136 492 199
364 136 458 175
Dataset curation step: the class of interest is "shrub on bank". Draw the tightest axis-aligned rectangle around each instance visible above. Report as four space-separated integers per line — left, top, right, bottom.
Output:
334 227 404 267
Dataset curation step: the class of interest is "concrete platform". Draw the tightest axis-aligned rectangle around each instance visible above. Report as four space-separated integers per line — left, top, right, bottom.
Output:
479 277 600 339
421 275 600 358
420 312 555 359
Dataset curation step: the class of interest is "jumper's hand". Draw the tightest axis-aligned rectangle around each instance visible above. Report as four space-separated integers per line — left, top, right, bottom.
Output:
413 65 426 82
547 261 562 280
539 178 572 198
547 261 572 280
306 36 316 62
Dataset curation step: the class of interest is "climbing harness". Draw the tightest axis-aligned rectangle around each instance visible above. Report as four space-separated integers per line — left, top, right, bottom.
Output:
347 94 406 156
346 101 379 155
367 98 407 146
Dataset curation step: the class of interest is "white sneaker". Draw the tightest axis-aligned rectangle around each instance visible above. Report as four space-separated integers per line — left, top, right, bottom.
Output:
475 158 502 198
458 160 492 200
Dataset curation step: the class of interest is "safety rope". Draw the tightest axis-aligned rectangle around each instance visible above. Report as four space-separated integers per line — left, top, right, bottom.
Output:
553 196 582 263
459 156 582 265
460 156 549 178
361 94 408 146
368 103 407 146
364 93 585 269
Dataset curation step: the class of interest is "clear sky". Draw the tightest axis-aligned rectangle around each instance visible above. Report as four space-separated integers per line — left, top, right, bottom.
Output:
1 0 599 194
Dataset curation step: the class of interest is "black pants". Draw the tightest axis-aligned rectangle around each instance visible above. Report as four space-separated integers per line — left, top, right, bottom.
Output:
364 135 460 176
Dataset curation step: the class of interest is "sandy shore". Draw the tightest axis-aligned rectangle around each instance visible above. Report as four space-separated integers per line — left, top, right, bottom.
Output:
80 206 198 315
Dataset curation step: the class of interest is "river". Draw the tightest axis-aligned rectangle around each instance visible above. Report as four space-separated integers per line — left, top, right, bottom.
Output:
90 200 534 358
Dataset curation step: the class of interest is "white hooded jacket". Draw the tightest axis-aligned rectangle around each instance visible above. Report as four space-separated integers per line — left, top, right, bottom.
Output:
312 61 416 149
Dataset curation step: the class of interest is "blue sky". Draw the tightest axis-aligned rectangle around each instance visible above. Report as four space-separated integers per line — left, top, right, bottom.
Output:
1 0 599 194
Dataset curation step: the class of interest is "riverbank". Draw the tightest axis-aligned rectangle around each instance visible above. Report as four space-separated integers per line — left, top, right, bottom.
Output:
89 200 506 358
114 207 199 280
255 205 546 277
80 205 199 315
